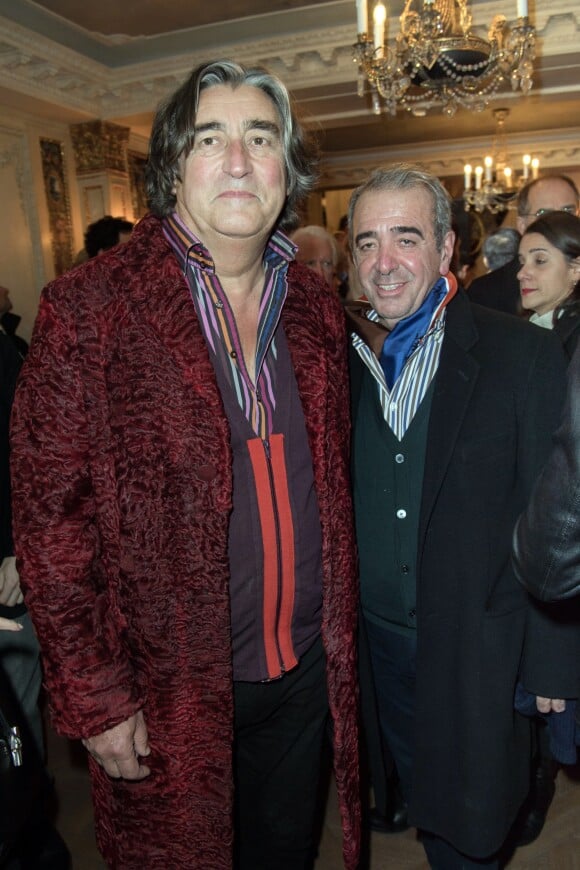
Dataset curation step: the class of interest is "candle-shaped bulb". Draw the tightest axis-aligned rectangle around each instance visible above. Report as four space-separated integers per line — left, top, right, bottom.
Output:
522 153 531 179
504 167 513 187
531 157 540 179
517 0 528 19
373 2 387 54
464 164 472 191
356 0 368 36
484 155 493 182
475 166 483 190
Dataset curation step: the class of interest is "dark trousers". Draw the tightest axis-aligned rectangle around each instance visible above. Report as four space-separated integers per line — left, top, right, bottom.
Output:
364 618 500 869
233 636 329 870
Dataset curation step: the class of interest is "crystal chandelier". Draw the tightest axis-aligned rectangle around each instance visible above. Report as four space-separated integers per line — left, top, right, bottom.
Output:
463 107 539 214
353 0 536 117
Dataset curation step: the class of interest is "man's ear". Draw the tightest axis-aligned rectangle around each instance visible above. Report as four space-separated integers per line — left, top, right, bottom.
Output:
440 230 455 275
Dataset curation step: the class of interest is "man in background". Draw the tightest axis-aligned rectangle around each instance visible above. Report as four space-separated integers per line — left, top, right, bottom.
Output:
73 215 135 265
469 174 580 315
84 215 134 259
0 331 70 869
291 224 338 291
0 286 28 357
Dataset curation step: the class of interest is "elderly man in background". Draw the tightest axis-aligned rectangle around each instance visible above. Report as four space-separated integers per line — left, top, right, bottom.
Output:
291 224 339 291
11 60 360 870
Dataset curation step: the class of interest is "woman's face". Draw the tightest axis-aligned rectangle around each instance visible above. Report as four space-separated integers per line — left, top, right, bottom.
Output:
517 233 579 316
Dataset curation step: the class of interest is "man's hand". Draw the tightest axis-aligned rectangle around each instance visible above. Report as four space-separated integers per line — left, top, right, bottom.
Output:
0 556 24 607
536 696 566 714
0 616 23 631
82 710 151 780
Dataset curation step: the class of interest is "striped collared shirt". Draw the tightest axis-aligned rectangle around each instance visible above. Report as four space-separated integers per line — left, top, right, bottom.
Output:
162 211 296 438
351 276 454 440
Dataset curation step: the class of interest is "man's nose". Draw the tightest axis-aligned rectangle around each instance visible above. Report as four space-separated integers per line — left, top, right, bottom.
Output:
375 245 397 274
223 139 251 176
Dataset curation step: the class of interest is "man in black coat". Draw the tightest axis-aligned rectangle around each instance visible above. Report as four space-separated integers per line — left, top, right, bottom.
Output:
469 174 580 316
347 165 576 868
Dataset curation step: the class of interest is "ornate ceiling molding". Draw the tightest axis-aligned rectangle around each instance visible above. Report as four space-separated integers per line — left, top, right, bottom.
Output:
0 5 578 119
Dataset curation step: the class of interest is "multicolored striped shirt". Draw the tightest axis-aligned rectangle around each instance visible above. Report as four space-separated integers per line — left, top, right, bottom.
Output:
162 211 294 438
162 212 323 683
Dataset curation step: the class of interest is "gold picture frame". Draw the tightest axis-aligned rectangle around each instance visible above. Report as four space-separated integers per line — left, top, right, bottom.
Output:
40 138 74 276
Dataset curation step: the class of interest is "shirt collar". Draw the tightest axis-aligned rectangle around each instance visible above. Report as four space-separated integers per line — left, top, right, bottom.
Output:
345 273 457 358
162 211 296 275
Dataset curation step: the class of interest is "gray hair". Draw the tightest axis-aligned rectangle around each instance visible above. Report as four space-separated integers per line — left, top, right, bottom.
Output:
482 227 521 272
146 59 317 229
290 225 339 266
347 164 452 251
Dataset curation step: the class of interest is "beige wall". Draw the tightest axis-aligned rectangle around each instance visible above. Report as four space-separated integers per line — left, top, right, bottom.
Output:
0 107 84 343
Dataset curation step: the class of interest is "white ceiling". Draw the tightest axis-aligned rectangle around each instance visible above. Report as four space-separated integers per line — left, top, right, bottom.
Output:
1 0 579 188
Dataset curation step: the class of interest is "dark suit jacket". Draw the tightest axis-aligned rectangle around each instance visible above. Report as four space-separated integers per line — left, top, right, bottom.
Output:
468 256 521 316
352 291 576 857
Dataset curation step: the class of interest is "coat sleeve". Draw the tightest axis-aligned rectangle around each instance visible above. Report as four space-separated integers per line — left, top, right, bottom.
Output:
513 342 580 601
517 330 579 698
10 285 144 739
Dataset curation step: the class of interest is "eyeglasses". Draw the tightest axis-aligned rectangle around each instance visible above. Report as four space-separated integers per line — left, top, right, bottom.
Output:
522 205 578 218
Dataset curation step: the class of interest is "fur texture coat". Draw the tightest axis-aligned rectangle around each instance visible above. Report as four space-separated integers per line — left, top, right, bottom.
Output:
10 215 361 869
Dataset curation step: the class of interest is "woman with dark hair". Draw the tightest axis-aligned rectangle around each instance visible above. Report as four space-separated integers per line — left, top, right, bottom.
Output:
518 211 580 358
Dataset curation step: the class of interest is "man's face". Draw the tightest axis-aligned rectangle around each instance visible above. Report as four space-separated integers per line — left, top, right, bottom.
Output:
352 187 454 328
174 84 287 248
0 286 12 316
294 234 336 288
517 178 579 233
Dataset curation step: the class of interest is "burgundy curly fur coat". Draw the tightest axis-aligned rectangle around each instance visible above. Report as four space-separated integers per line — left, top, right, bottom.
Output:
10 215 361 869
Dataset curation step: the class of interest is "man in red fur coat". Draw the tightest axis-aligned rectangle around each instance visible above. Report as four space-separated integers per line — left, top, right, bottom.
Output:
10 61 360 869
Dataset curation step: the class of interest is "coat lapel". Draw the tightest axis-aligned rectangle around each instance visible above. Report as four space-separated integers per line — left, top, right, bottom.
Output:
419 293 480 542
122 215 228 416
281 265 329 473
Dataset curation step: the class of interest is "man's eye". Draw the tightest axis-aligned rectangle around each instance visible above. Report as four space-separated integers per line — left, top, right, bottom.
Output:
250 135 271 147
196 135 220 149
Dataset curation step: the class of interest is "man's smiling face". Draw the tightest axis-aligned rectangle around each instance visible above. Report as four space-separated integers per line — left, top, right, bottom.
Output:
352 186 454 329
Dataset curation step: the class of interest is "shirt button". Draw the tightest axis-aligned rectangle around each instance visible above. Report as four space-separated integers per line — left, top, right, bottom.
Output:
408 608 416 619
395 453 405 464
396 509 407 519
390 402 397 412
401 564 409 574
230 350 237 359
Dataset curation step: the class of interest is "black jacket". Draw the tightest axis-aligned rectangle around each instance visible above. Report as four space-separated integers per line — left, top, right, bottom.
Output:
513 341 580 600
468 256 521 316
352 292 576 856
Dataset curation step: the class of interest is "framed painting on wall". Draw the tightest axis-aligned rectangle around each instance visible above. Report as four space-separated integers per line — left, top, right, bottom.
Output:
40 138 74 276
127 150 149 220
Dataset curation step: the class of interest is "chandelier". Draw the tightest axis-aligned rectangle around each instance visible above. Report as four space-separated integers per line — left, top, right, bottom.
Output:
353 0 536 117
463 107 539 214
